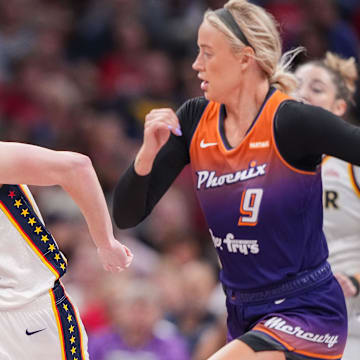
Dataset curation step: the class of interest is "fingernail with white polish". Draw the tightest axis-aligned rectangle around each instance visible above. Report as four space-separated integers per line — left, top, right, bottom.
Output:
175 126 182 136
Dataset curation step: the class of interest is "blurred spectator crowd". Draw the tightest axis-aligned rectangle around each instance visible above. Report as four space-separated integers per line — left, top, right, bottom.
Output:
0 0 359 359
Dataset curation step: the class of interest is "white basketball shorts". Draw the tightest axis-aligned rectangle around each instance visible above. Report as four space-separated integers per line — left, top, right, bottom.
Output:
0 281 89 360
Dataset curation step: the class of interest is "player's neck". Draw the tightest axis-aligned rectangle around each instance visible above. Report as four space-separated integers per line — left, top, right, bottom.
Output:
223 78 269 146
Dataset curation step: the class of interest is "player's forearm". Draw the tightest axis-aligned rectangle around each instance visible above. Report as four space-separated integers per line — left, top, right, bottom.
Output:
349 273 360 296
113 136 188 229
59 157 116 248
0 142 120 250
134 146 157 175
113 163 150 229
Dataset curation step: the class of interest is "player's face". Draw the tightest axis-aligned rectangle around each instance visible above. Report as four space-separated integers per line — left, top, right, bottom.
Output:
192 20 243 103
295 64 339 113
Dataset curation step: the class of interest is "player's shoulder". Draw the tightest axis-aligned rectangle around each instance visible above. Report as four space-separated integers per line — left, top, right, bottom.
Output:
177 96 209 117
276 99 334 133
278 98 311 114
278 99 331 118
176 96 210 134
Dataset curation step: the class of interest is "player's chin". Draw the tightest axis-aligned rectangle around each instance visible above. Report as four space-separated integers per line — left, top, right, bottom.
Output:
203 90 216 101
204 92 222 103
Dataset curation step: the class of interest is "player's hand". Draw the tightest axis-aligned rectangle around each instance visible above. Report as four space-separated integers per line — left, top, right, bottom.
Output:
143 108 182 158
134 108 182 176
334 272 357 298
97 240 133 273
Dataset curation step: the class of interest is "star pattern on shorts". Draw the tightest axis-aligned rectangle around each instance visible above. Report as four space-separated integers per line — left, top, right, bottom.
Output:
14 199 22 208
48 244 56 252
34 226 43 235
41 235 49 243
58 299 82 360
28 217 36 226
21 208 29 217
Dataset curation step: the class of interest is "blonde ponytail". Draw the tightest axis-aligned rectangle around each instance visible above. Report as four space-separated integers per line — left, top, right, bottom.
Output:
270 47 305 94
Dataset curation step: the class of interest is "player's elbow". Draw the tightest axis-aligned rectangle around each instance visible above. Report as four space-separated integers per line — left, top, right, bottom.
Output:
74 153 93 171
58 152 93 185
69 153 93 175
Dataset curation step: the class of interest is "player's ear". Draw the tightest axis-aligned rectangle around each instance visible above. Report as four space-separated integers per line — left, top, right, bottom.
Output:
238 46 255 70
332 98 347 117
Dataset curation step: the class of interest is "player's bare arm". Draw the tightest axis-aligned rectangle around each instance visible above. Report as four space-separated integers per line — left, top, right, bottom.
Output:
0 141 133 272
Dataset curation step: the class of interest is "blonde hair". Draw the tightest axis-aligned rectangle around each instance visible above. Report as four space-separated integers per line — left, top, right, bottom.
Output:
315 52 358 104
204 0 303 94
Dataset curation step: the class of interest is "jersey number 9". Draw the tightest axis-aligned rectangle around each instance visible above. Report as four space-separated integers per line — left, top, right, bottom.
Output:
238 188 263 226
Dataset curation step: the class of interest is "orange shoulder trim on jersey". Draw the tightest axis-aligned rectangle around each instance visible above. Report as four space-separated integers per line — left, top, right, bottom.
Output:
270 92 318 175
189 100 220 157
264 90 291 117
193 100 220 134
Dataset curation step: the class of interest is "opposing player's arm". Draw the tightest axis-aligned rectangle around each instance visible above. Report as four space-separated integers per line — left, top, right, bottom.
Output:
334 272 360 298
0 141 133 272
0 141 87 186
348 273 360 296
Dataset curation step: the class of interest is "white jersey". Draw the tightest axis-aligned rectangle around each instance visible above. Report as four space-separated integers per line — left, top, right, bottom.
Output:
322 156 360 342
0 184 67 310
323 156 360 273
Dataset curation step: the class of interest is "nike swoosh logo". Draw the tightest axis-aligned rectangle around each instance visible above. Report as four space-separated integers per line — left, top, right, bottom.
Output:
26 328 46 336
274 298 286 305
200 139 218 148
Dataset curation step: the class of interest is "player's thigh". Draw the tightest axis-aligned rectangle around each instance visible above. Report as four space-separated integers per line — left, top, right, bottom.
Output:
0 303 63 359
0 286 89 360
207 339 285 360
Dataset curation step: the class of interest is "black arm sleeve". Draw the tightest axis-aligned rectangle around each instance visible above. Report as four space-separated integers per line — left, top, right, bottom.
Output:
275 100 360 171
113 97 208 229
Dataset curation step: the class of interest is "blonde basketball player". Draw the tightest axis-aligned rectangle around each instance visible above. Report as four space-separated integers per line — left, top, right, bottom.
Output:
113 1 360 359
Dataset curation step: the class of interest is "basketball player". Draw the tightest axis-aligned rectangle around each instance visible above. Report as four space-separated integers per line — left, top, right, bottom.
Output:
295 52 360 360
113 1 360 359
0 142 133 359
